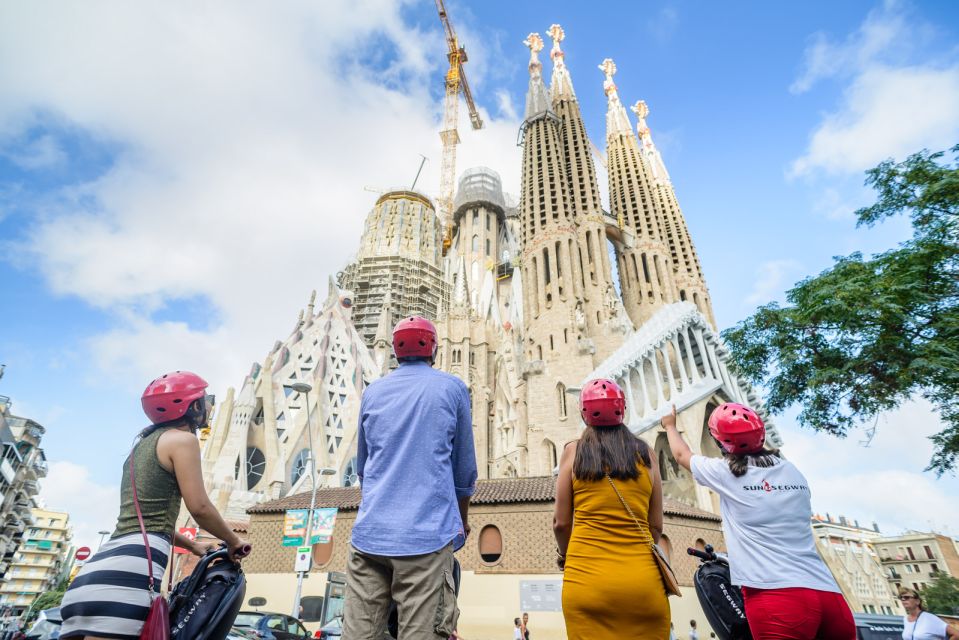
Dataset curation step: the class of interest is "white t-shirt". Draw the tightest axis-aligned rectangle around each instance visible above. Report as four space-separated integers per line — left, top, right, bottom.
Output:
514 628 523 640
902 612 948 640
689 455 839 592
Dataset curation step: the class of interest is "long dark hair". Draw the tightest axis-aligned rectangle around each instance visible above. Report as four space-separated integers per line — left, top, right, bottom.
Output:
573 423 652 481
724 447 781 477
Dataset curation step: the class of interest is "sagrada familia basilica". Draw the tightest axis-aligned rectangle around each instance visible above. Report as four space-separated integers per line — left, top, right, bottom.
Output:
201 26 783 520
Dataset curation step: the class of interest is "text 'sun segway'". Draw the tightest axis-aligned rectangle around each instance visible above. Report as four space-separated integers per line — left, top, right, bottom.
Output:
169 544 250 640
687 544 752 640
387 558 461 639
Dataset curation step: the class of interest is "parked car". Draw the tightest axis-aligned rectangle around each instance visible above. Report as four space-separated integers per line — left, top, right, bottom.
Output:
231 611 312 639
25 607 61 640
314 616 342 639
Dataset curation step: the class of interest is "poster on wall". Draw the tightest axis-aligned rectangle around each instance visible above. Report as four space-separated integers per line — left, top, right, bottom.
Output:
283 509 308 546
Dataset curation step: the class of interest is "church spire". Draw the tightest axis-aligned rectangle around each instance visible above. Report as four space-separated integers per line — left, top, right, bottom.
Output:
631 100 671 185
547 24 575 102
523 33 551 121
599 58 632 138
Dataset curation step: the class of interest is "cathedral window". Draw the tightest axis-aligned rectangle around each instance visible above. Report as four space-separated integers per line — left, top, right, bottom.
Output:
557 384 567 419
537 345 543 360
291 449 311 486
486 238 491 256
543 248 551 284
642 254 652 284
472 235 479 252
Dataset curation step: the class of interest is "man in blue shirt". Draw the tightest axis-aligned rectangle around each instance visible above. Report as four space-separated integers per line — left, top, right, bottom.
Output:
342 316 477 640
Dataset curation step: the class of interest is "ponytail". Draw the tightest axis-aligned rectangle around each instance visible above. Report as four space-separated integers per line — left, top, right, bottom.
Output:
724 448 781 477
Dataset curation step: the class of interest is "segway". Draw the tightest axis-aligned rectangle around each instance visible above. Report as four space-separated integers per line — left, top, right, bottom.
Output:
169 544 249 640
687 544 752 640
386 557 461 639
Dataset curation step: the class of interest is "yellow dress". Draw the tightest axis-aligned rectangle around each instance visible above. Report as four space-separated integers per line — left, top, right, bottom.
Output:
562 463 671 639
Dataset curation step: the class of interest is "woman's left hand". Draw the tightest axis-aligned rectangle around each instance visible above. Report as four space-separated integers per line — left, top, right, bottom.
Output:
191 540 219 557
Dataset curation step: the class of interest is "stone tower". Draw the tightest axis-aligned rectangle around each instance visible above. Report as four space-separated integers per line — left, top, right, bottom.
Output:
632 100 716 326
338 190 450 346
518 33 599 476
547 25 632 362
435 167 526 479
601 58 680 328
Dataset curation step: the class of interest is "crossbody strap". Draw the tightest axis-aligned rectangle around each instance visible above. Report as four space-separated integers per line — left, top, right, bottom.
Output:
129 444 157 595
605 474 653 546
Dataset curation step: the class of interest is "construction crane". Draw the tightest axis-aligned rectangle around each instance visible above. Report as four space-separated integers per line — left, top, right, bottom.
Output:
435 0 483 254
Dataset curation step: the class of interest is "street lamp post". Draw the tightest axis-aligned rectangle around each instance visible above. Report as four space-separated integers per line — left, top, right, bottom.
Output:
286 381 337 620
96 530 111 552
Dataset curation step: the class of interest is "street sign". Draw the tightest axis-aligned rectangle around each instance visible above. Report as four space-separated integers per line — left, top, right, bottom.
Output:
294 546 312 573
75 547 91 562
174 527 198 554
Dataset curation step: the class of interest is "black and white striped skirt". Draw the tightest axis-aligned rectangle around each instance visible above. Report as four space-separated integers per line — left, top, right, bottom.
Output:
60 532 171 640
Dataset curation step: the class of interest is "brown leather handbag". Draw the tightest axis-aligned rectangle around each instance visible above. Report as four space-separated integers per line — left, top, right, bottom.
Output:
130 449 171 640
606 474 682 597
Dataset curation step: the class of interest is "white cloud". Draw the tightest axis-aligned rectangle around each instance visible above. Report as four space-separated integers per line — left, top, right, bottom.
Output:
40 461 120 552
0 0 521 393
745 259 801 306
1 133 66 169
789 2 959 177
790 0 914 94
780 399 959 536
791 65 959 177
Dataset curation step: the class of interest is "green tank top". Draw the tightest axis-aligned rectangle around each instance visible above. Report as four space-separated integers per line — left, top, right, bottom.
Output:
113 426 183 538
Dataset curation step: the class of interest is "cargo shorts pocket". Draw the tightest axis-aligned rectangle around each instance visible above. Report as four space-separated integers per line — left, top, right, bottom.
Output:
432 568 459 637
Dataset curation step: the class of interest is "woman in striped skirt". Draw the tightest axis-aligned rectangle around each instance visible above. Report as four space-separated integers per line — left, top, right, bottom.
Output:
61 371 252 640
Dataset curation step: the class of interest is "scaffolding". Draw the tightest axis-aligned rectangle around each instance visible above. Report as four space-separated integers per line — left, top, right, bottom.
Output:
339 256 450 350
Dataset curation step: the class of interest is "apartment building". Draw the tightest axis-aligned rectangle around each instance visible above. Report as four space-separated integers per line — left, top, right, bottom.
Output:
0 396 48 602
0 509 72 615
875 531 959 594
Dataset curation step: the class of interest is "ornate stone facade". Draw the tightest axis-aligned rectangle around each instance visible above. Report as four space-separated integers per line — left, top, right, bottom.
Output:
204 23 782 518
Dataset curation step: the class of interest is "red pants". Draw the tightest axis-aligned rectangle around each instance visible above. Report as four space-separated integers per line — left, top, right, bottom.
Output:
742 587 856 640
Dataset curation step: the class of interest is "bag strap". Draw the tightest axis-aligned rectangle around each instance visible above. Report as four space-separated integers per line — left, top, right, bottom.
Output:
605 474 654 546
129 444 158 596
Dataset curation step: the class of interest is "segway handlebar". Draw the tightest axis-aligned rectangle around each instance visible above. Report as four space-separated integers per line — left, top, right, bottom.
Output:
687 545 718 562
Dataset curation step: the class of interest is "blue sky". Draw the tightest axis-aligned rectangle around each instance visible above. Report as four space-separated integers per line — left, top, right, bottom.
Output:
1 0 958 549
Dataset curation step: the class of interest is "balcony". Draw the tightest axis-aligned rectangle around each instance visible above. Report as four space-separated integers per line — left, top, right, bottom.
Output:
0 459 15 485
31 460 47 478
20 480 39 496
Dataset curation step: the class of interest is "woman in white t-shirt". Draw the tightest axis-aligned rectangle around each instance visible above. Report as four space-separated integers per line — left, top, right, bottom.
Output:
899 587 959 639
664 403 856 640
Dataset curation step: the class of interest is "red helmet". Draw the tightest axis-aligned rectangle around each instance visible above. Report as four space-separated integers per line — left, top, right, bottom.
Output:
708 402 766 454
580 378 627 427
392 316 437 360
141 371 208 425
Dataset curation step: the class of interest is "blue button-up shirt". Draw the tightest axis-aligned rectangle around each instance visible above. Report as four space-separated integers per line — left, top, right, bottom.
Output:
351 360 478 556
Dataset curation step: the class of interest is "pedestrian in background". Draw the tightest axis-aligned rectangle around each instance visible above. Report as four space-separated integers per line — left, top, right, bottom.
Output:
521 612 530 640
554 378 669 639
513 618 523 640
665 403 855 640
689 619 698 640
899 587 959 639
342 316 478 640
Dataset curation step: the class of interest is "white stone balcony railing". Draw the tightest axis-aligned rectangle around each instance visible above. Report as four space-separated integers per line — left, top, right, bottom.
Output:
580 302 784 446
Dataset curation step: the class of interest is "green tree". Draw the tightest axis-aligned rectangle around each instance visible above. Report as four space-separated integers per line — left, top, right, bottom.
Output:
921 572 959 615
722 145 959 473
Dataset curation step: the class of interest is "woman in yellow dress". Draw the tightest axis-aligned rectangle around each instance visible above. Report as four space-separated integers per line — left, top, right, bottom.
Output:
554 378 670 639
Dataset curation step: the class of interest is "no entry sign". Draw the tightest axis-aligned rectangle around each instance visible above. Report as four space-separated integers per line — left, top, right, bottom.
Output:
75 546 91 562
